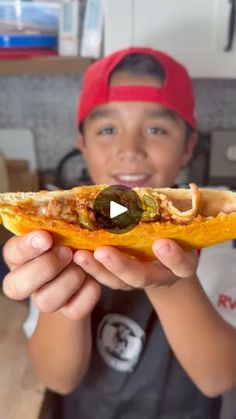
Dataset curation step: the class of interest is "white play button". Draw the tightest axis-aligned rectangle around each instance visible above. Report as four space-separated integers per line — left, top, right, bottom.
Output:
94 185 142 233
110 201 128 219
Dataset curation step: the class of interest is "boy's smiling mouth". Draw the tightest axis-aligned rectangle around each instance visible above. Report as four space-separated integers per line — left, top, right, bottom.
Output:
111 173 151 187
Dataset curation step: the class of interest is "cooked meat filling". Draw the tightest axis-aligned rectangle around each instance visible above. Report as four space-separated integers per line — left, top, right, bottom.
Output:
12 183 200 230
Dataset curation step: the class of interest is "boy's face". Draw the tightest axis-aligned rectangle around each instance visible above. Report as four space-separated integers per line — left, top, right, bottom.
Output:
78 72 197 188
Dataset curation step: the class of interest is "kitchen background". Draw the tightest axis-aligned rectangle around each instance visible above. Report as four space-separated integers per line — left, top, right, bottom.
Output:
91 0 236 188
0 0 236 191
1 76 236 186
0 1 236 419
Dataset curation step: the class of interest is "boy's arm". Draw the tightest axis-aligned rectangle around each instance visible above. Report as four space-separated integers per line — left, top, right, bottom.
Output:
29 312 92 394
73 239 236 397
145 275 236 397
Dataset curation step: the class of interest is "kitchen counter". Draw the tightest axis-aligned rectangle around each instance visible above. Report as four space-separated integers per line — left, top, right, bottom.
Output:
0 291 46 419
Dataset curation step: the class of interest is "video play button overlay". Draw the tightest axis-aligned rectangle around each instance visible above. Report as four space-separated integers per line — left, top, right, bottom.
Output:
110 201 128 218
94 185 143 234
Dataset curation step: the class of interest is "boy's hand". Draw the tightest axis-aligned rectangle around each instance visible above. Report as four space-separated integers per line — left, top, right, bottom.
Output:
73 239 198 290
2 231 101 320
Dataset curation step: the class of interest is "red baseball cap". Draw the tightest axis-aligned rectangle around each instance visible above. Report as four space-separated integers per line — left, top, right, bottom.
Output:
77 47 196 129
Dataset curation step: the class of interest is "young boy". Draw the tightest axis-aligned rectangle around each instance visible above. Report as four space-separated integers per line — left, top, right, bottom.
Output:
2 47 236 419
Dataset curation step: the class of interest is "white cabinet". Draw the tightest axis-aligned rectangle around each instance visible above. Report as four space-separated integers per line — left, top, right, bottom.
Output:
103 0 236 78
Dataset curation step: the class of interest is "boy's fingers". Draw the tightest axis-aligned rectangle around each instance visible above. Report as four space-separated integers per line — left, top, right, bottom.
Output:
61 276 102 320
94 246 174 288
152 239 198 278
3 231 53 270
73 250 131 290
93 243 198 289
3 246 73 300
33 263 86 313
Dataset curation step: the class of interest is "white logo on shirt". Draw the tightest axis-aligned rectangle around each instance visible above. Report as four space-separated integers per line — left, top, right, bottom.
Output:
97 313 145 372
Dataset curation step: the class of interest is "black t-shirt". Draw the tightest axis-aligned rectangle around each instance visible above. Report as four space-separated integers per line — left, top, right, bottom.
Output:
59 288 221 419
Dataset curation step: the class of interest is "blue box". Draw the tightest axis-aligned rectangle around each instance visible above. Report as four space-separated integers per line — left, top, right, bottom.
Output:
0 33 57 48
0 1 59 48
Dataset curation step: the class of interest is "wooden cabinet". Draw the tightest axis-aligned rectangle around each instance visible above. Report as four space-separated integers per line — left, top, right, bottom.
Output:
0 56 91 75
103 0 236 78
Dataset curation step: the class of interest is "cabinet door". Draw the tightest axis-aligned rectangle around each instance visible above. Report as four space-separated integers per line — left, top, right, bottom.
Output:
103 0 236 78
103 0 133 54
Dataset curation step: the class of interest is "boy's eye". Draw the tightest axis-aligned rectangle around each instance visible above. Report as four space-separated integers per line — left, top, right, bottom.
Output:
97 126 117 136
146 127 167 135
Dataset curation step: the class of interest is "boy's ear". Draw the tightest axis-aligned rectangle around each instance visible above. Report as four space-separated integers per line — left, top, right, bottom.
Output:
181 131 198 167
77 132 86 155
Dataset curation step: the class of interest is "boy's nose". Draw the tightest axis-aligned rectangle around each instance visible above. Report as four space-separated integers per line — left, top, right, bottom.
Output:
116 135 147 162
